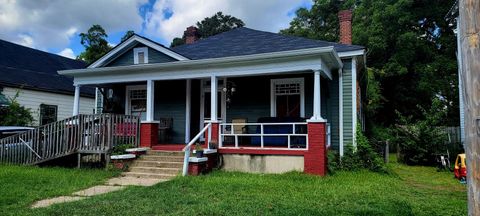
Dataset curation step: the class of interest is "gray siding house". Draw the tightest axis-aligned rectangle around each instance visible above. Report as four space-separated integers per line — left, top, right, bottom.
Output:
60 15 365 175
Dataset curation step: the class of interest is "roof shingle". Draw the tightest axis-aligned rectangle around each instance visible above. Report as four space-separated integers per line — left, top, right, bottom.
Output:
0 39 94 97
172 27 364 60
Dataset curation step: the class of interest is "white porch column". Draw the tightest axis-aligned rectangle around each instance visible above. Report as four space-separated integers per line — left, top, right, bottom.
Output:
210 75 218 122
72 84 81 116
185 79 191 143
146 80 155 122
310 70 325 122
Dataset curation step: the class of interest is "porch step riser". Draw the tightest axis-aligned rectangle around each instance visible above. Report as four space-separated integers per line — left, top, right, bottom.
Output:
139 156 184 162
122 172 176 179
132 161 183 168
146 151 184 156
130 167 181 175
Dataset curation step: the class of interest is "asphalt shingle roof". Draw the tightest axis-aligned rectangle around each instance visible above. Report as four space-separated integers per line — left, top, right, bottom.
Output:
172 27 364 60
0 39 94 97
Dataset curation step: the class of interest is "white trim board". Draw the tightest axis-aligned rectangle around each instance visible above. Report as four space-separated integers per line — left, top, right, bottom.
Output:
64 51 337 86
352 57 357 149
61 47 340 86
88 35 188 68
133 47 149 64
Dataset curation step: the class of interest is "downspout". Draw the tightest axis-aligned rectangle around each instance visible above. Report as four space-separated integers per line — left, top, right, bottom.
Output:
339 68 344 157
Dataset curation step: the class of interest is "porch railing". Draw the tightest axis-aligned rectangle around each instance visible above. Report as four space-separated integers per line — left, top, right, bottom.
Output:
219 122 308 150
0 114 140 165
182 122 212 176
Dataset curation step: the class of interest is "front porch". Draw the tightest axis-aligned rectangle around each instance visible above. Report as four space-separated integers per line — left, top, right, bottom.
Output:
64 47 343 175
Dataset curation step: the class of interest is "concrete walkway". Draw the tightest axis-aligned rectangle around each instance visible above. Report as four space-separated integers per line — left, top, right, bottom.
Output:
31 176 166 208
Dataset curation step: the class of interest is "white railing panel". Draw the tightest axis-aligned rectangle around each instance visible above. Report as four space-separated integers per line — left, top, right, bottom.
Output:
219 122 308 150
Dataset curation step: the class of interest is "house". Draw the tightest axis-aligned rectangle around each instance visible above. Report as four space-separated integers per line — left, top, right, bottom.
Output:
0 39 95 126
59 10 365 175
446 0 465 146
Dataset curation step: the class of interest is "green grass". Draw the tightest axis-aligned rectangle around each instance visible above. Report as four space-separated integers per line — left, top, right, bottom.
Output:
2 160 467 216
0 165 119 215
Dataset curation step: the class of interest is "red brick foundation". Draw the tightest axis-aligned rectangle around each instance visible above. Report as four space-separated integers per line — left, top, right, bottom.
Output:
205 152 218 172
140 123 158 148
204 122 219 146
188 161 207 175
304 122 327 176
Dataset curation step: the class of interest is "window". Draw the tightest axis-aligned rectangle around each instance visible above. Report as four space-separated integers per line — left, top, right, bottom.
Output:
126 85 147 121
270 78 305 118
40 104 57 125
133 47 148 64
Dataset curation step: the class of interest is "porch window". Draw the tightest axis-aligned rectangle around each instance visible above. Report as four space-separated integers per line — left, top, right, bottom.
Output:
270 78 305 118
126 85 147 121
133 47 148 64
40 104 57 125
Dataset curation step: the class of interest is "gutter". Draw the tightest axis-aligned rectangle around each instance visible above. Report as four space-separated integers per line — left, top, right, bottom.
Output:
59 46 341 76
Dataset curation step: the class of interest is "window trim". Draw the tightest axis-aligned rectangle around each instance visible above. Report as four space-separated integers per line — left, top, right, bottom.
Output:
133 47 149 64
270 78 305 118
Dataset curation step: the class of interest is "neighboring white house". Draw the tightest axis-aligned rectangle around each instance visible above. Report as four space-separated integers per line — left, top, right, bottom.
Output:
0 39 95 126
1 87 94 126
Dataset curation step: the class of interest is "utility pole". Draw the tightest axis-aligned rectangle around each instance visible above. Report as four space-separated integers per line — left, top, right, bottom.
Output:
459 0 480 214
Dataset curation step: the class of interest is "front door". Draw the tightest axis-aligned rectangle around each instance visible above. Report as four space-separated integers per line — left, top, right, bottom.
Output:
271 78 305 118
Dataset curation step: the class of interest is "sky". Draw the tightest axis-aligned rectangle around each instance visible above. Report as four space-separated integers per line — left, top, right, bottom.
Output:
0 0 312 59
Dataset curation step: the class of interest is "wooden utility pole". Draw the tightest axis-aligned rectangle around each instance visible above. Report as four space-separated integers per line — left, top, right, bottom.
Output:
459 0 480 214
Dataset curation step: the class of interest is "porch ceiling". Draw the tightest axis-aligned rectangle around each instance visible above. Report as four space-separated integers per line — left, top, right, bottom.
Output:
59 47 342 85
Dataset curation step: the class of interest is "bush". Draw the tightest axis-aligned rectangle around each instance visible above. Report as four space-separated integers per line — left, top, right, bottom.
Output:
0 91 33 126
391 98 449 165
111 144 134 155
328 125 388 173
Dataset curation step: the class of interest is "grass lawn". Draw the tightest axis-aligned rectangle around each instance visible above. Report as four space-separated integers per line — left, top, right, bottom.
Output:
0 165 119 215
3 160 467 215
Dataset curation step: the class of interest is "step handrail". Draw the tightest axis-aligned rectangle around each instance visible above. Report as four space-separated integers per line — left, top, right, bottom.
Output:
182 122 211 176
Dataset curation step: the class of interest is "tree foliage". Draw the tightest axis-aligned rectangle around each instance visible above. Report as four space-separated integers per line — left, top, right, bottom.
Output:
282 0 458 129
77 25 112 64
170 12 245 47
121 30 135 43
0 91 34 126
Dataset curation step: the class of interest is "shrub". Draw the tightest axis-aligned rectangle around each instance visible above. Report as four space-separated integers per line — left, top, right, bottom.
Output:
391 98 449 165
328 125 388 173
0 91 33 126
111 143 134 155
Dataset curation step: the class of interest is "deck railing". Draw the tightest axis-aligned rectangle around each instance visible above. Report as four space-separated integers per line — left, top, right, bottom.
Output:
0 114 140 165
219 122 309 150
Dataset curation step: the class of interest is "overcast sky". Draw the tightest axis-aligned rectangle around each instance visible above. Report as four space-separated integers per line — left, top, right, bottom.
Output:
0 0 312 59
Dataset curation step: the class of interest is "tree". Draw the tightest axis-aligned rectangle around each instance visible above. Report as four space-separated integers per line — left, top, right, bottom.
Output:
280 0 351 42
170 12 245 47
0 91 34 126
121 30 135 43
77 24 112 64
282 0 459 130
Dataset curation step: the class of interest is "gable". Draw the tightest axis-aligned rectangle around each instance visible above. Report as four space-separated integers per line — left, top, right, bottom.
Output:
105 43 177 67
88 34 188 68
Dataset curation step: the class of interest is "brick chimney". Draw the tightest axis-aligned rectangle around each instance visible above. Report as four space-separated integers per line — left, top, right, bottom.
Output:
338 9 352 45
184 26 199 44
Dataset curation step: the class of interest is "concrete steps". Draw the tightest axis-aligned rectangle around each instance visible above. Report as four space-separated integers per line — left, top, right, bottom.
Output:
122 172 176 179
130 167 181 175
140 155 184 162
122 150 184 180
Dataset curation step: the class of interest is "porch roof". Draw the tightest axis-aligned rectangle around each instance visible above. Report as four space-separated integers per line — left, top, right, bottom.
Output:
59 46 342 86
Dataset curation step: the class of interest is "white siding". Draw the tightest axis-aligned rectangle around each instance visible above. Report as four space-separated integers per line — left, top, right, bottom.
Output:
2 87 95 126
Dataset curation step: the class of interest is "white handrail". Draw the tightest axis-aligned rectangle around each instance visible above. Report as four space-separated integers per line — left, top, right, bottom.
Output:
182 122 212 176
